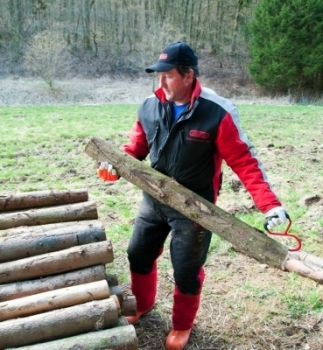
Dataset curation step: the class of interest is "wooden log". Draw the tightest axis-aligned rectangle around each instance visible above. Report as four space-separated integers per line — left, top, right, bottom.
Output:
289 251 323 269
0 221 106 263
0 241 113 284
0 220 99 238
109 284 123 303
0 189 89 212
0 265 106 301
0 201 98 230
0 296 121 349
7 324 138 350
85 136 288 267
84 136 323 283
108 285 137 317
107 273 119 286
120 295 137 317
0 280 110 321
283 258 323 284
118 316 130 326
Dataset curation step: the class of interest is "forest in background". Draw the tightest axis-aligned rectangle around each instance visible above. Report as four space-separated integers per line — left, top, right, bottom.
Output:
1 0 322 102
0 0 255 78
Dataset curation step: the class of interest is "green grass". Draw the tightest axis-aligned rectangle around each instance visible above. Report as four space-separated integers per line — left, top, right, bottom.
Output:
1 103 323 342
0 105 136 191
1 103 322 243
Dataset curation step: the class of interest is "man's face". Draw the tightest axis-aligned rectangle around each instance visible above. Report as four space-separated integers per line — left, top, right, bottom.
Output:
158 68 194 104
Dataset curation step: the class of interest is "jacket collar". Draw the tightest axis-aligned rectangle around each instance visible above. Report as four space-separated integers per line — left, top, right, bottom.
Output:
154 78 202 109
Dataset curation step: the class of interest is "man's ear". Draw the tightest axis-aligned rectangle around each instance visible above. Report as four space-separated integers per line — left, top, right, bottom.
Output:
185 69 195 83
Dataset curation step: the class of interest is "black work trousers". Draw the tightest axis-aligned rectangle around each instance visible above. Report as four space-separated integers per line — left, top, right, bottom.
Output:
127 192 212 295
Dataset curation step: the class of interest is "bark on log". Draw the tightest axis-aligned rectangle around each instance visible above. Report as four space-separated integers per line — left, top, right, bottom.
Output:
105 274 139 314
108 285 137 317
120 295 137 317
0 265 106 301
107 273 119 286
0 241 114 284
0 189 89 212
8 324 138 350
0 280 110 321
283 259 323 283
0 221 106 263
109 284 123 303
0 296 121 349
85 136 323 284
85 136 288 267
0 201 98 230
118 316 130 326
0 220 99 238
289 251 323 269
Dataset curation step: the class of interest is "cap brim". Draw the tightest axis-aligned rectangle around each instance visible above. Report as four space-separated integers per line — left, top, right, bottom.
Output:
145 62 177 73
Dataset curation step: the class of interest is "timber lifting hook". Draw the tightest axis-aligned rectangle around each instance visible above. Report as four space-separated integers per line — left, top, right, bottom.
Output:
264 216 302 252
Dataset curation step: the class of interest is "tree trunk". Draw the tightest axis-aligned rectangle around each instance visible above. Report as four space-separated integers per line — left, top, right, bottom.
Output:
0 296 121 349
0 265 106 301
0 189 89 212
9 324 138 350
107 273 119 286
0 220 106 262
120 295 137 317
85 136 288 266
0 221 106 262
231 0 244 56
0 201 98 230
0 241 113 284
108 284 137 317
0 280 110 321
0 220 99 237
84 136 323 283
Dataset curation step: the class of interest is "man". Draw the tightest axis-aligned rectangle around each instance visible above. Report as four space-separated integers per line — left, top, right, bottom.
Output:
98 41 288 350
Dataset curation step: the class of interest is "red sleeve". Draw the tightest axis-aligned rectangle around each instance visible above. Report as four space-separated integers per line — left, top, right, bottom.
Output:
216 112 281 213
122 119 149 160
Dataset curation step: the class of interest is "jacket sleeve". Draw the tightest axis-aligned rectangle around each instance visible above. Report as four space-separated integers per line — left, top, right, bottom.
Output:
216 109 282 213
122 118 149 160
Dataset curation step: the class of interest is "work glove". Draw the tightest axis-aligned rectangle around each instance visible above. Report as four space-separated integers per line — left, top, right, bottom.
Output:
97 161 119 182
264 206 289 230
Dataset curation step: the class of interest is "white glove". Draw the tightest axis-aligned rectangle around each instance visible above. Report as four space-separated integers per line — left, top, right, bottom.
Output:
264 206 288 230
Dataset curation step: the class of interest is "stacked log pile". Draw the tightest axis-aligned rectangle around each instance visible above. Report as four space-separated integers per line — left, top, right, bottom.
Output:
0 189 138 350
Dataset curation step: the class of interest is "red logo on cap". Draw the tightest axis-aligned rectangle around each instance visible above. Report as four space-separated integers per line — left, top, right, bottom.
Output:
159 53 168 59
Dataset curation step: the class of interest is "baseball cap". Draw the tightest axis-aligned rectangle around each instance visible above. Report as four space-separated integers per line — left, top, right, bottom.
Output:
145 41 198 73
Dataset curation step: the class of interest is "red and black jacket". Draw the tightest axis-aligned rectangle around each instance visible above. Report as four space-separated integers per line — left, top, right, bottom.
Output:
123 79 281 213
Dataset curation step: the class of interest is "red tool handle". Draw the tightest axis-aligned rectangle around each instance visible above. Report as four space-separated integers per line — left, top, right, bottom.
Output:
264 217 302 252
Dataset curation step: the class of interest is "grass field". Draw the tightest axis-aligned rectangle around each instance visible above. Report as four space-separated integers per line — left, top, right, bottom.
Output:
1 103 323 349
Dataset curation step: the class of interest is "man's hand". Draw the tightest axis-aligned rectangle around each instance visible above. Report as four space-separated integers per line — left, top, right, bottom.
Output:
97 161 119 182
264 206 288 230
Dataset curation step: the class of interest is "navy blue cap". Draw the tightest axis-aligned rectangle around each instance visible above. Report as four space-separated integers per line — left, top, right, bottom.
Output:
145 41 198 73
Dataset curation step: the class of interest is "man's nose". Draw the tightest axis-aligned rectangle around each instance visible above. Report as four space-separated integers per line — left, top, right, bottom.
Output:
159 76 166 87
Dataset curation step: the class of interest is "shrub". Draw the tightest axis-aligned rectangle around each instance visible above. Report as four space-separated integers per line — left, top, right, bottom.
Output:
24 29 71 88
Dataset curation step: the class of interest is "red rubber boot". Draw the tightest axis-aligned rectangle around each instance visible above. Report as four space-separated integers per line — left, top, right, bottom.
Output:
166 268 205 350
126 261 157 324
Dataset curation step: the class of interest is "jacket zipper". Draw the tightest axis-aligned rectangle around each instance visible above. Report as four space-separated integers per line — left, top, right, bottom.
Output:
152 125 159 143
179 128 184 145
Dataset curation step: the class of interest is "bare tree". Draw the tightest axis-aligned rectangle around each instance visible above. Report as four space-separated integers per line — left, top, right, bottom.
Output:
24 29 70 88
0 0 258 76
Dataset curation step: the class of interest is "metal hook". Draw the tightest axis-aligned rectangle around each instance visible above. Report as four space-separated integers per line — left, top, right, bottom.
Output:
264 217 302 252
